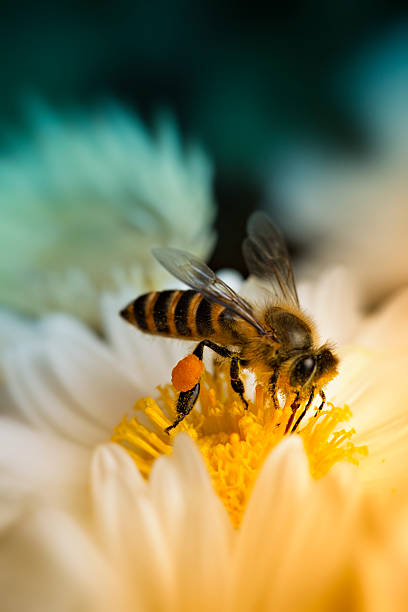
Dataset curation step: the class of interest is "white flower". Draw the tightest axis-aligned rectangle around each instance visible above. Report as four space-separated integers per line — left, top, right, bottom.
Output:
1 270 408 610
0 102 215 325
268 31 408 305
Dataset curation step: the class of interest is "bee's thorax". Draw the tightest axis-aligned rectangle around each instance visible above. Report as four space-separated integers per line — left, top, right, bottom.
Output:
263 307 313 352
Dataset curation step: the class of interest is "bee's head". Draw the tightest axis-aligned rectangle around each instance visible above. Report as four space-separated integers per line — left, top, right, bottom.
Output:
289 347 339 390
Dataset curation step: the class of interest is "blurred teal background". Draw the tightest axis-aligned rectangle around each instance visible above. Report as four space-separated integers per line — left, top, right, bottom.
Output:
1 1 408 309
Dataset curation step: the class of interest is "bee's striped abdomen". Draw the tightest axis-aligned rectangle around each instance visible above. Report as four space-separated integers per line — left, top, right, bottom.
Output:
121 290 195 338
120 289 235 340
195 295 216 337
172 290 194 336
121 290 175 335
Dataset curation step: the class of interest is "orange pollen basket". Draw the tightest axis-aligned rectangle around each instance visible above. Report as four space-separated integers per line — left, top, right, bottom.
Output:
172 354 204 392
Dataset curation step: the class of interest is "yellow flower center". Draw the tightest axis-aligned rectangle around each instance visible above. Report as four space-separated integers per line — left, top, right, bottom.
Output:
111 370 367 527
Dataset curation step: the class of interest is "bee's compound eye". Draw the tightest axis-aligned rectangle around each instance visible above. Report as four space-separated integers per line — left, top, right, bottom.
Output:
290 355 316 387
302 356 315 375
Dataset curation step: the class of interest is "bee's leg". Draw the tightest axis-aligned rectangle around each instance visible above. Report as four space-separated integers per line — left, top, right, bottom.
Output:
193 340 232 360
292 387 315 433
230 356 248 409
165 383 201 433
268 371 279 409
192 341 247 408
317 389 326 411
285 392 300 434
166 340 233 432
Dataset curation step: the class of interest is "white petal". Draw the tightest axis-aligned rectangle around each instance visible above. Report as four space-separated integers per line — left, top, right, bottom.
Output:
148 454 187 548
2 342 106 444
329 346 408 496
27 508 111 598
327 346 377 407
94 437 232 611
0 500 23 532
0 508 110 612
0 309 38 353
264 463 360 611
228 437 311 610
350 351 408 434
151 434 232 611
351 354 408 495
91 443 146 542
229 438 360 611
297 267 361 345
42 314 139 432
91 443 175 610
171 433 225 497
2 313 142 445
353 497 408 612
356 287 408 349
0 418 90 513
217 268 243 293
164 434 232 538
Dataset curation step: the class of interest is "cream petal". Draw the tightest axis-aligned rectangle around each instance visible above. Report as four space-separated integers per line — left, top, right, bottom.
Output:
0 500 23 532
327 346 408 496
353 398 408 495
0 310 41 419
228 437 311 610
241 436 312 530
0 418 90 514
239 275 272 303
26 508 111 598
91 442 175 610
2 313 142 444
150 435 232 611
2 342 106 445
171 433 228 501
94 438 232 611
91 443 146 542
229 438 360 611
356 287 408 349
264 463 360 611
357 421 408 497
297 267 361 346
0 508 110 612
0 309 38 353
355 504 408 612
148 455 187 549
41 315 139 432
0 378 22 419
327 346 377 407
344 351 408 434
216 269 243 293
148 435 222 538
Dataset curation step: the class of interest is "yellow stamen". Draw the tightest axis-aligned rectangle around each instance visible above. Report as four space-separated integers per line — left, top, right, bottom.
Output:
111 370 367 527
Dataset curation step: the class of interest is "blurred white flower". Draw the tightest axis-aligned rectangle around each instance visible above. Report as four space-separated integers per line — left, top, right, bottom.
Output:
268 30 408 305
1 269 408 609
0 102 215 325
344 25 408 154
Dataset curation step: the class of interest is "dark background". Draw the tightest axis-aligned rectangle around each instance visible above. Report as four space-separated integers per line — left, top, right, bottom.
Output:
2 1 406 272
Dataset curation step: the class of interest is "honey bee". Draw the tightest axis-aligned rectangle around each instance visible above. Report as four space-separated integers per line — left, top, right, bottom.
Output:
120 213 339 433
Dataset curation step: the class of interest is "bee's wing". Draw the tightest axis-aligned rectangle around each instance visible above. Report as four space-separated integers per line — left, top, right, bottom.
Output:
152 247 268 335
243 212 299 307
